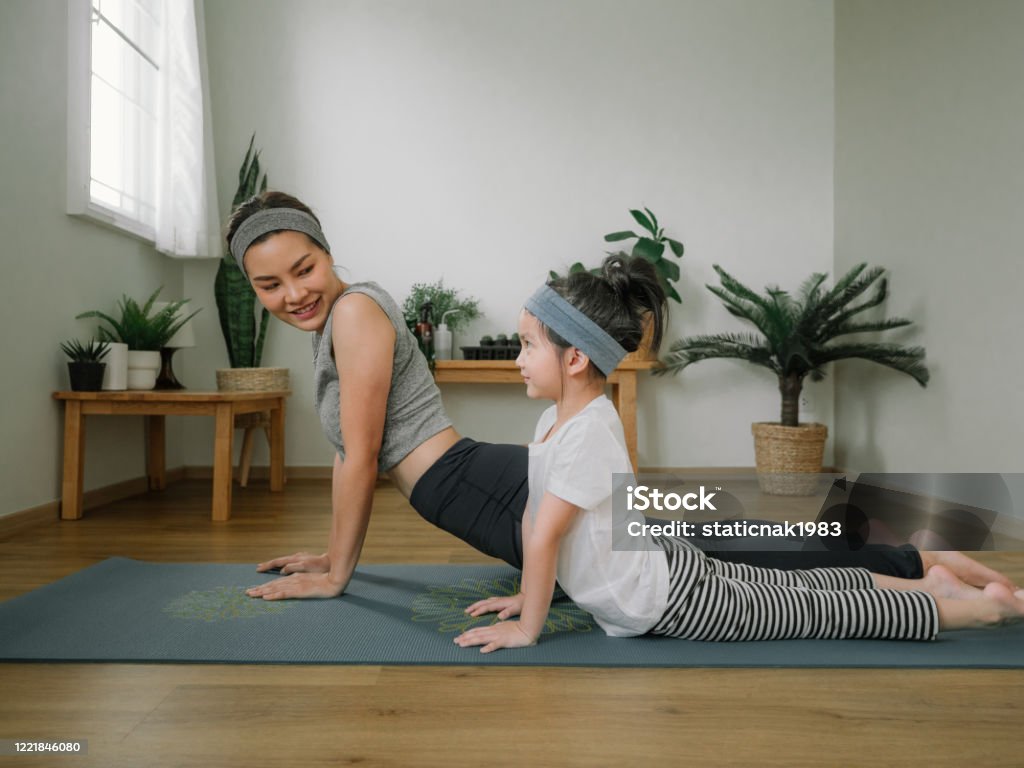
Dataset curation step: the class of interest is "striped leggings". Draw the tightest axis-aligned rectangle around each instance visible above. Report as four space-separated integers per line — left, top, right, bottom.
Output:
649 537 939 642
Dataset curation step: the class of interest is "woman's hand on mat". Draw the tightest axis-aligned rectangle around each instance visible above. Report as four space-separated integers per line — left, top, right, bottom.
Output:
463 593 525 621
255 552 330 575
246 572 345 600
454 621 537 653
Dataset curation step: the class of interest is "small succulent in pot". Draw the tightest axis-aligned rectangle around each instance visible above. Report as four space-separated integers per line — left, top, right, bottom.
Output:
61 338 110 391
61 338 111 363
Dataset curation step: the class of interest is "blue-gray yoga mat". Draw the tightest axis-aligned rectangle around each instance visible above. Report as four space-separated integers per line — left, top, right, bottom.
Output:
1 557 1022 667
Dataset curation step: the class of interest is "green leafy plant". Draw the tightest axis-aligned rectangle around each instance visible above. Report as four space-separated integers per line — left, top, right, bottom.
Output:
658 263 929 426
60 338 110 363
402 279 482 332
605 208 685 303
77 288 199 351
215 134 270 368
549 207 686 304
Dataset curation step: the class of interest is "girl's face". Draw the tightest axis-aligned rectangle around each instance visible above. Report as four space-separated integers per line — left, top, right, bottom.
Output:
244 230 344 333
516 309 568 401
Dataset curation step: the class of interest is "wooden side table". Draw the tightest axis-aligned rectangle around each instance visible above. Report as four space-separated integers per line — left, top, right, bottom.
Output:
53 390 290 522
433 359 659 471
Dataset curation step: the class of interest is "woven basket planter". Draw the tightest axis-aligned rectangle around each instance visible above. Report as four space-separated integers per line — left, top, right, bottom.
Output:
216 367 290 429
751 422 828 496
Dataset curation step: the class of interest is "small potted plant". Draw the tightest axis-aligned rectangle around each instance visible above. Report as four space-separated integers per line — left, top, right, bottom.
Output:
77 288 199 390
402 281 481 335
658 263 929 495
61 338 110 391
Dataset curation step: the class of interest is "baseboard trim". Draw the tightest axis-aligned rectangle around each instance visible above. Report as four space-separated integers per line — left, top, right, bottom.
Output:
1 470 184 537
181 465 334 481
0 500 59 538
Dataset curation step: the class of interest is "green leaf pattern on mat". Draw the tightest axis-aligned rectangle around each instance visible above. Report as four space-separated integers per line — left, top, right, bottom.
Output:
164 586 293 622
411 575 594 634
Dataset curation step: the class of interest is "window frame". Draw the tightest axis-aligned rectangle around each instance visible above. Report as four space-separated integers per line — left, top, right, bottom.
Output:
66 0 159 243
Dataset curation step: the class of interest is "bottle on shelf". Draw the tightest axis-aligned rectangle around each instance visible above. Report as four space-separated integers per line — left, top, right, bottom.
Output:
435 309 460 361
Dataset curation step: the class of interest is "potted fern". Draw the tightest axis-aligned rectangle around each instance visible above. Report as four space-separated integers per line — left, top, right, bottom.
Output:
214 135 288 395
61 338 110 391
658 263 929 495
77 288 199 390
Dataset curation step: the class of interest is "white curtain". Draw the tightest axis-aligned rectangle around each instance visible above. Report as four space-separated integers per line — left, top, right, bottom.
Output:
155 0 219 258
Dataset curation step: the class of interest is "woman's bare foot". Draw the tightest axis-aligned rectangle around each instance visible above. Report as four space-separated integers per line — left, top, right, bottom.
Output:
980 583 1024 626
936 582 1024 631
918 550 1017 590
921 564 984 600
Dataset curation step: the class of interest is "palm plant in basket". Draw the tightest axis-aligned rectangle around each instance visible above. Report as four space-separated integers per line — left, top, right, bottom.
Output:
658 263 929 494
214 135 288 395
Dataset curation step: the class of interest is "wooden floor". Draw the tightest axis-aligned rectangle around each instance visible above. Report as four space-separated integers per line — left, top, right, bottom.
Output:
1 478 1022 767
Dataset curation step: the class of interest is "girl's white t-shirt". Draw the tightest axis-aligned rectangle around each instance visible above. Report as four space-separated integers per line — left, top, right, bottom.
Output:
528 395 669 637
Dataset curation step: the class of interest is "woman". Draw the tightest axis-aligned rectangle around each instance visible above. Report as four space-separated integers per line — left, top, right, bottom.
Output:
233 191 1010 601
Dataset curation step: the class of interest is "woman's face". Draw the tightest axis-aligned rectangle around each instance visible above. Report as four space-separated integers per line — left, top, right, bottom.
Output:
244 230 343 333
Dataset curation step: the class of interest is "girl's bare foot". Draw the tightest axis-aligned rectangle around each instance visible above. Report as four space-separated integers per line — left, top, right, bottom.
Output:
918 550 1017 590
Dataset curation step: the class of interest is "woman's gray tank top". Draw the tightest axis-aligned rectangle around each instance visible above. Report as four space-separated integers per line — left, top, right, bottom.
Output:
311 281 452 471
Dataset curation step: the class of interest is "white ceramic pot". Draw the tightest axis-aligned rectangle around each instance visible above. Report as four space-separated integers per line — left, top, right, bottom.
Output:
101 342 129 390
126 350 161 390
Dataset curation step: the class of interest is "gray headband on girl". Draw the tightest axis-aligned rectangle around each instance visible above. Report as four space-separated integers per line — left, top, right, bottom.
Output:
524 284 627 376
229 209 331 277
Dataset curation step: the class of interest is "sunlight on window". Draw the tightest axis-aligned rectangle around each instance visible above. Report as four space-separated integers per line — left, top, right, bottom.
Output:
89 0 161 228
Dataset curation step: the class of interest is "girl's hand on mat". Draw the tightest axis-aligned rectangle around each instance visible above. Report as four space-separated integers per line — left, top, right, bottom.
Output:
256 552 330 575
246 572 345 600
464 593 524 620
454 621 537 653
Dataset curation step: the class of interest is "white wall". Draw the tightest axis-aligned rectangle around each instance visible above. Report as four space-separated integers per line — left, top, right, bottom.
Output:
834 0 1024 473
0 0 186 517
188 0 836 470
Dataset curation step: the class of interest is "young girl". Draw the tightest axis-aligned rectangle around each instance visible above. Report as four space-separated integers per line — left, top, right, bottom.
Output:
454 256 1024 652
231 191 1012 602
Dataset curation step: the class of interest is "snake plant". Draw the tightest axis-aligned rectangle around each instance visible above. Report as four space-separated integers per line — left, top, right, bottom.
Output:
215 134 269 368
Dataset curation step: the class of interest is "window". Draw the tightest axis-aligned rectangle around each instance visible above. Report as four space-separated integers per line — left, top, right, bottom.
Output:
68 0 216 255
68 0 162 239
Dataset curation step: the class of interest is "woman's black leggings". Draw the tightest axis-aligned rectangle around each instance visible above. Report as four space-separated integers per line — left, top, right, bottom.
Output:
408 438 923 579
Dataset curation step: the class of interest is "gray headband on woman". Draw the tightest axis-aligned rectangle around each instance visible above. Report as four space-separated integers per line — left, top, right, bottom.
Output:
229 209 331 277
524 284 627 376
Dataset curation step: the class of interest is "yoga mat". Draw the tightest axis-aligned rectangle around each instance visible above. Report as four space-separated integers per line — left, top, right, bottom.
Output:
1 557 1022 667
